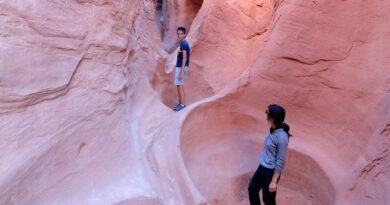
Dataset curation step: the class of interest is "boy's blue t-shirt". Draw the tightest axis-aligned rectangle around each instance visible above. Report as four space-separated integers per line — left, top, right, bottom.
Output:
176 40 190 67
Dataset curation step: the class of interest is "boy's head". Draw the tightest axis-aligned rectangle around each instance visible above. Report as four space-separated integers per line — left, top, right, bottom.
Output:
177 26 187 41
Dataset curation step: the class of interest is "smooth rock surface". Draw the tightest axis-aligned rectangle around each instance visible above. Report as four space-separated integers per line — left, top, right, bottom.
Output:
0 0 389 205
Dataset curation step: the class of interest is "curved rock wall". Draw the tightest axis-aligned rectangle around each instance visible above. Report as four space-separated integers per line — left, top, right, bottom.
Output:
0 0 389 205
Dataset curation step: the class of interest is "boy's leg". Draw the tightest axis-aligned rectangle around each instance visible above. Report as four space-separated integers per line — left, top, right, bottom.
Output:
173 67 188 111
180 66 189 105
174 85 186 111
177 85 182 104
173 67 182 110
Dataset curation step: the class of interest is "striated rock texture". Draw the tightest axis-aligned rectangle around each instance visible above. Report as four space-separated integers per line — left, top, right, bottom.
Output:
0 0 389 205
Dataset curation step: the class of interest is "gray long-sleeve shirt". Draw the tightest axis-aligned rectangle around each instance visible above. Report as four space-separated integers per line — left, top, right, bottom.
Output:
259 128 289 173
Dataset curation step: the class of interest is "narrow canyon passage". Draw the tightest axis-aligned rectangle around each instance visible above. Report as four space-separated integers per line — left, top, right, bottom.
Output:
0 0 389 205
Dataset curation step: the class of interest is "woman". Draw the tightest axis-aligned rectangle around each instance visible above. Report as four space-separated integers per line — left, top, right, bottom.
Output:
248 104 292 205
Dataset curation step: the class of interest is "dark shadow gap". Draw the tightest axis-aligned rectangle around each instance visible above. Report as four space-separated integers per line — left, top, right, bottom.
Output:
154 0 204 52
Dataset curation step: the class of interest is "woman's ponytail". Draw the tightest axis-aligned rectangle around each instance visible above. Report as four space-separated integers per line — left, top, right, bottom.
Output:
282 122 292 137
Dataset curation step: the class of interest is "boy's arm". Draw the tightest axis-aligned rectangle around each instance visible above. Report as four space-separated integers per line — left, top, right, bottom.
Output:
181 44 188 76
181 41 189 69
182 49 187 69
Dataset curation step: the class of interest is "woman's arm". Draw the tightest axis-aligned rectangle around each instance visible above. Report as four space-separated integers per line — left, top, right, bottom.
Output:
269 134 289 192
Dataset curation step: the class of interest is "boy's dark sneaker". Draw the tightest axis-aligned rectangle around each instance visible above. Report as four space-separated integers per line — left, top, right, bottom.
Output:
173 103 181 111
173 104 186 111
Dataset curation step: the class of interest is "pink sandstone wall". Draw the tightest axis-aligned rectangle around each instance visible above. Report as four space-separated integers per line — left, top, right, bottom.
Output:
0 0 389 204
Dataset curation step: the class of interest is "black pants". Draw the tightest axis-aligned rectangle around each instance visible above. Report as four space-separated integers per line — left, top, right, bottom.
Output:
248 165 277 205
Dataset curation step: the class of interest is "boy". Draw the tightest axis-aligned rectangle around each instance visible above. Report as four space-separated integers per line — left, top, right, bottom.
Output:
173 26 190 111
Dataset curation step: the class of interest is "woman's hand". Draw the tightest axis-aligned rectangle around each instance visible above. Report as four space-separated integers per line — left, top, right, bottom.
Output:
269 181 277 192
269 172 280 192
